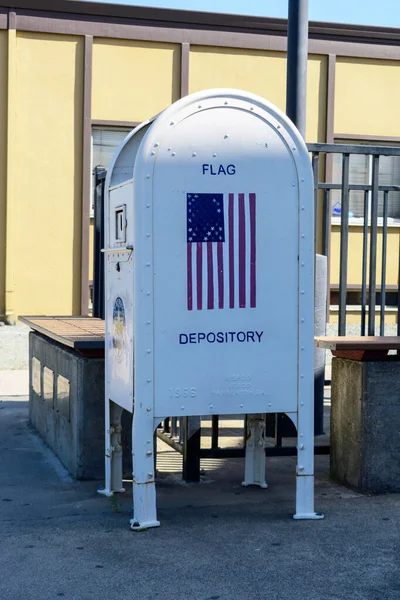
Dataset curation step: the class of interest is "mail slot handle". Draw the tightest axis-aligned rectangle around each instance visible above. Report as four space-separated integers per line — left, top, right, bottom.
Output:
101 245 133 253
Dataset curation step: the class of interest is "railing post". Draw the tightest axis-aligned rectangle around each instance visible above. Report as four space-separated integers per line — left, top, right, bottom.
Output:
323 189 330 257
338 153 350 336
380 190 389 336
211 415 219 450
312 152 319 250
368 155 380 336
361 190 369 336
397 233 400 337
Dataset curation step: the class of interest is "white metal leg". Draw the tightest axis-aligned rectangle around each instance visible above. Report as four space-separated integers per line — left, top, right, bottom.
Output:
130 409 160 531
110 402 125 493
242 414 268 489
98 399 125 497
294 475 324 520
293 408 324 520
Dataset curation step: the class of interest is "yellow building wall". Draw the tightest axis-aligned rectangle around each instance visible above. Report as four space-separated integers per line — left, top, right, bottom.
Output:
335 57 400 137
189 47 327 142
11 33 83 317
4 31 400 322
330 225 400 286
329 310 398 325
329 225 400 325
0 32 7 318
92 39 180 122
306 55 327 143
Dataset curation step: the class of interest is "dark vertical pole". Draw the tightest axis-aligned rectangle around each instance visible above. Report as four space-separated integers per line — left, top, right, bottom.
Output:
274 414 284 448
338 154 350 336
286 0 309 138
182 416 201 482
211 415 219 450
284 0 311 441
93 166 106 319
368 155 380 336
323 189 330 257
380 190 389 336
397 234 400 337
361 191 369 336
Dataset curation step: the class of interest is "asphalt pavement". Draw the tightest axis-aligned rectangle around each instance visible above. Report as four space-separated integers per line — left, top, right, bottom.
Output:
1 395 400 600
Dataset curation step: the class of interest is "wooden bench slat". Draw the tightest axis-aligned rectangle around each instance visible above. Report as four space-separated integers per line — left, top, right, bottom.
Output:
19 315 105 350
315 336 400 351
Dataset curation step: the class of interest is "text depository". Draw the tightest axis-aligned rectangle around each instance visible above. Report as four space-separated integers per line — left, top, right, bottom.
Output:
179 331 264 344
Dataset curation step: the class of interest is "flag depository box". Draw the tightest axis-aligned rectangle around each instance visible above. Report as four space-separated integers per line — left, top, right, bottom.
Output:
100 88 323 529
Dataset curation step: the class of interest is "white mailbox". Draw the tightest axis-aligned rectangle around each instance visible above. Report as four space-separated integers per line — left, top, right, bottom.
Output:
101 89 323 529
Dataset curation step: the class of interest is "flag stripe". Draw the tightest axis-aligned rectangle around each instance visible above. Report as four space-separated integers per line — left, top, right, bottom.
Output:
187 243 193 311
244 193 251 308
207 242 214 309
202 240 208 310
250 193 256 308
222 199 230 309
228 193 235 309
238 193 246 308
217 241 224 309
196 242 202 310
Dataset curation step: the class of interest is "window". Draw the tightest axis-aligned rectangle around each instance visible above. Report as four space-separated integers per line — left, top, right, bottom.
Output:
92 128 131 172
91 127 131 215
331 140 400 222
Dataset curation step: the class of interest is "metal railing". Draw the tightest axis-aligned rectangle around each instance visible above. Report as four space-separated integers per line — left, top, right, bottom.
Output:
307 143 400 336
92 166 107 319
157 415 328 482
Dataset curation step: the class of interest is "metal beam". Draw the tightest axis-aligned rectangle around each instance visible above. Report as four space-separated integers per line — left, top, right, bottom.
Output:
286 0 309 138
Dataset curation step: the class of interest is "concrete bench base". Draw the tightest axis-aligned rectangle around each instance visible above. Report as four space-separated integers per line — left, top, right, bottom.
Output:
29 331 105 480
331 357 400 493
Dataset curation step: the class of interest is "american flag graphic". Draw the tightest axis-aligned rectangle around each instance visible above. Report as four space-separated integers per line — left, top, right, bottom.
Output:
186 193 256 310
